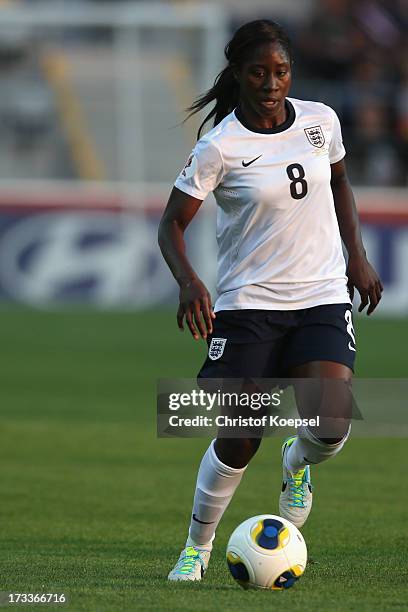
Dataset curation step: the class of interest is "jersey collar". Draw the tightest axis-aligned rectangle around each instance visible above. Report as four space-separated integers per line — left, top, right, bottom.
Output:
234 99 296 135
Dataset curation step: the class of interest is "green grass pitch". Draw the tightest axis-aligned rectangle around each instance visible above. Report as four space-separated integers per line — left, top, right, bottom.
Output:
0 308 407 611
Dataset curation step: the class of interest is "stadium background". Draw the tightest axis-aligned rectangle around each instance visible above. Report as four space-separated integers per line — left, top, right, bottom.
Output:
0 1 407 610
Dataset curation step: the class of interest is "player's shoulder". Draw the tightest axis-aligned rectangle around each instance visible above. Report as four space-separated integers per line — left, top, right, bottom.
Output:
196 111 239 153
289 97 339 123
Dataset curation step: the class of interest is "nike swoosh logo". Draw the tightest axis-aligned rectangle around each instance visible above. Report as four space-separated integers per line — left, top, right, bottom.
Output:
192 513 215 525
348 342 356 352
242 154 262 167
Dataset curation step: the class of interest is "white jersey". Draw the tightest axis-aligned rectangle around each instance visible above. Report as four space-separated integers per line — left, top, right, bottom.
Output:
174 97 350 312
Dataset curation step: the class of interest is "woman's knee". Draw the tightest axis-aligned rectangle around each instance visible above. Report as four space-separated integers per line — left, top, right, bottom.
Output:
214 437 261 468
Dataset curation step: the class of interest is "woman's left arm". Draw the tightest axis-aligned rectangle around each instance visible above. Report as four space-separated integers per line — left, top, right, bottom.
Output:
331 159 383 315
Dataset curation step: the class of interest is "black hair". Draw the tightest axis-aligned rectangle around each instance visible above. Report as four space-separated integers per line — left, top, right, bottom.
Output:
185 20 293 139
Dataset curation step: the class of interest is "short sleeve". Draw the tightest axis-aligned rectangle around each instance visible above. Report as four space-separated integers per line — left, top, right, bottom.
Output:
174 138 224 200
329 108 346 164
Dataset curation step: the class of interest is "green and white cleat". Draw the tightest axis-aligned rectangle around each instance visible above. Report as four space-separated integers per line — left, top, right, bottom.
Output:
279 436 313 529
168 546 211 582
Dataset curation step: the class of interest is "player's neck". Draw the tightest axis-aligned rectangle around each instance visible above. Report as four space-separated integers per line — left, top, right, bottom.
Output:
238 100 288 131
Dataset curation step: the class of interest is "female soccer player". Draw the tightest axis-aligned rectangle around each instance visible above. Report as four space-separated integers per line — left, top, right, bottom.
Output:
158 20 382 581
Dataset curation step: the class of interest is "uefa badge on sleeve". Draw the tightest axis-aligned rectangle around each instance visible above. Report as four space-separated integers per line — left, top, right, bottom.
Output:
208 338 227 360
181 153 197 179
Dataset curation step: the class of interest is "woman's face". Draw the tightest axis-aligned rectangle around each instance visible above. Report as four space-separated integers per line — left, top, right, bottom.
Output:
234 41 292 125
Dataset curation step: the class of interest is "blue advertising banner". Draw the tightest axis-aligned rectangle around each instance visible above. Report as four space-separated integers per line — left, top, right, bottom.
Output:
0 206 176 307
0 188 406 314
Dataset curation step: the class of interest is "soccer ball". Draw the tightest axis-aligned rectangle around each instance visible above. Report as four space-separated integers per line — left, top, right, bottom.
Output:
226 514 307 590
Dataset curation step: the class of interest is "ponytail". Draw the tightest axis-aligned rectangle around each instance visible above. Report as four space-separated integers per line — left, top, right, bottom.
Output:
185 66 239 139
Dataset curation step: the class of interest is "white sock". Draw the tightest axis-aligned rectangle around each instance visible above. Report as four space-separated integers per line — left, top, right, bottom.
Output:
185 440 247 551
285 425 351 473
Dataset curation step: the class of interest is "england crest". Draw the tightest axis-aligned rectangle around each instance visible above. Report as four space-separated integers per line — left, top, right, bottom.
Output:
208 337 227 360
304 125 325 148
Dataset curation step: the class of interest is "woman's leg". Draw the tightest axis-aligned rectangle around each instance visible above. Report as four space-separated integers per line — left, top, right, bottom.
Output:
186 372 267 549
186 436 261 549
169 312 281 579
279 360 353 528
285 360 352 472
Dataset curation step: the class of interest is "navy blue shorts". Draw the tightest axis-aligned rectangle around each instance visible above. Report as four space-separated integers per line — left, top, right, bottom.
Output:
198 303 356 379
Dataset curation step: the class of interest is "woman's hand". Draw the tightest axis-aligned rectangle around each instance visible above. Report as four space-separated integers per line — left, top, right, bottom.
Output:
177 278 216 340
346 253 383 315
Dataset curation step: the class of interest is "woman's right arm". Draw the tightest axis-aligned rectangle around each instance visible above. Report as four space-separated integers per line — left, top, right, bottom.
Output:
158 186 215 340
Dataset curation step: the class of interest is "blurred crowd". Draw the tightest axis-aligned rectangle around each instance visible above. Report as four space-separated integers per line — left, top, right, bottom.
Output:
0 0 406 186
289 0 408 186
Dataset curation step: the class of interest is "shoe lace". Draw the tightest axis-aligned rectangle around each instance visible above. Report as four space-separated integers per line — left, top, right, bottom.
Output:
288 470 306 508
176 547 202 574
